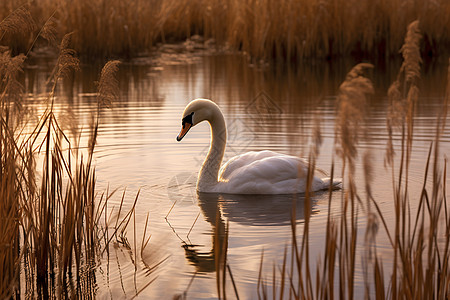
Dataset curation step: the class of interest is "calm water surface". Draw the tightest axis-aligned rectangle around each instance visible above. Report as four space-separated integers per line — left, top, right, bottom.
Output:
25 54 450 299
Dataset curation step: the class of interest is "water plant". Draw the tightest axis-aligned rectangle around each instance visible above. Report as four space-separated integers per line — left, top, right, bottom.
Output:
214 20 449 299
1 0 449 62
0 14 148 297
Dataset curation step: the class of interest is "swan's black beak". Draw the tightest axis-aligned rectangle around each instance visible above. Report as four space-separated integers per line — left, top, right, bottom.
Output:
177 123 192 141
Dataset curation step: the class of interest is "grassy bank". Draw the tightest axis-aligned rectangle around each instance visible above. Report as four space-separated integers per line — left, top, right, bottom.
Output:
1 0 450 61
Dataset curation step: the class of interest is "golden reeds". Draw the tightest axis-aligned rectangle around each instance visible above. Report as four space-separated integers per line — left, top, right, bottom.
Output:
335 63 374 173
167 17 450 299
97 60 121 109
1 0 450 62
252 62 374 300
0 12 148 296
0 4 36 52
249 20 449 300
0 101 22 299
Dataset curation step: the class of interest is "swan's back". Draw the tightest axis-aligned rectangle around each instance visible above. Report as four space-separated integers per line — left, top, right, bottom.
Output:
219 150 284 179
216 150 339 194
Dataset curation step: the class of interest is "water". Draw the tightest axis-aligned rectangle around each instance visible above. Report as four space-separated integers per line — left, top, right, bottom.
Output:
24 53 450 298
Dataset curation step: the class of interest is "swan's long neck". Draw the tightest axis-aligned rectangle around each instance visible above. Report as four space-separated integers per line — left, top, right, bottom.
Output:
197 106 227 191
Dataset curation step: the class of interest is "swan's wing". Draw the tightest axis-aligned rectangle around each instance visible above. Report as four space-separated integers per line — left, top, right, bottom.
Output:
227 155 306 182
218 152 314 194
219 150 285 180
216 150 338 194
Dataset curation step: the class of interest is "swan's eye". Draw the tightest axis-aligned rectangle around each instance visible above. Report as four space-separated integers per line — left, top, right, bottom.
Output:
182 112 194 128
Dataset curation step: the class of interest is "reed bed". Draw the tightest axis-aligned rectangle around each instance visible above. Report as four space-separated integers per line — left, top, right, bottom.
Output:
0 19 149 298
1 0 450 62
212 20 450 299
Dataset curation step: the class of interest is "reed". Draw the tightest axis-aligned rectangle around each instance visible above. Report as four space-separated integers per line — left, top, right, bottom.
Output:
384 20 450 299
0 16 148 297
1 0 450 62
221 20 449 299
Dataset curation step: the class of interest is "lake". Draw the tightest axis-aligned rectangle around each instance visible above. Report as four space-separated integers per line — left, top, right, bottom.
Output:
23 52 450 299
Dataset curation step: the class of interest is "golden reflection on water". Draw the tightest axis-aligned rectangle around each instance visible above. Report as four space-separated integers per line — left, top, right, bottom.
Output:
22 54 450 298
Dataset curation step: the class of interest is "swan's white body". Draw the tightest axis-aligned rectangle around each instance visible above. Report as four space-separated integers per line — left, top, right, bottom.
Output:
177 99 340 194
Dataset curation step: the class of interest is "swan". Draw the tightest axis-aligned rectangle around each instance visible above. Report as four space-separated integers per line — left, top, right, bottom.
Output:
176 99 340 194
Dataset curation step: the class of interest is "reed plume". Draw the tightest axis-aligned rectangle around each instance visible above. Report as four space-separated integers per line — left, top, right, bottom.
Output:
52 33 79 83
39 16 58 46
335 63 374 173
400 20 422 87
252 25 448 298
379 20 450 299
97 60 121 109
26 12 59 57
0 51 25 121
0 5 36 39
0 29 147 297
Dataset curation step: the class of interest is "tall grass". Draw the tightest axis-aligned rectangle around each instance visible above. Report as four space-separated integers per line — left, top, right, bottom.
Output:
212 20 450 299
0 16 148 298
1 0 450 61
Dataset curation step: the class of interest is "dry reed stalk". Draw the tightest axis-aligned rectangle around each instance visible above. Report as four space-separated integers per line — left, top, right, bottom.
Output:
261 62 373 299
315 160 337 300
0 34 144 297
334 64 373 299
1 0 449 62
0 6 163 297
335 63 374 173
219 19 448 300
0 39 29 298
26 11 58 57
375 20 450 299
383 20 423 299
251 63 374 300
0 115 22 299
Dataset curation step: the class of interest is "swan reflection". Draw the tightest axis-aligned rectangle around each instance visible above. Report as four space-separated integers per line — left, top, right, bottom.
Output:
183 191 330 273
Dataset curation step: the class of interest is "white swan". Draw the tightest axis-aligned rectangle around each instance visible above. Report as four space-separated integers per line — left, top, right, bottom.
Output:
177 99 340 194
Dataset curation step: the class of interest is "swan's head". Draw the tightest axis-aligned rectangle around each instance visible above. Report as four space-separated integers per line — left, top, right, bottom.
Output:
176 99 220 141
